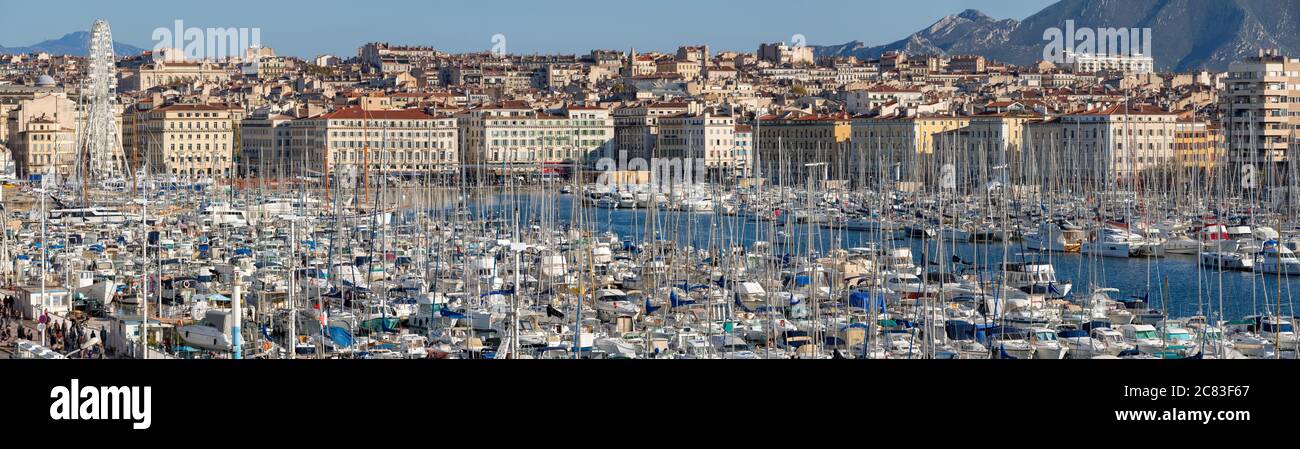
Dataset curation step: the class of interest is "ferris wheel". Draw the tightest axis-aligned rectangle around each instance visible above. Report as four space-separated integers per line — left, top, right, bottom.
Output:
78 19 128 185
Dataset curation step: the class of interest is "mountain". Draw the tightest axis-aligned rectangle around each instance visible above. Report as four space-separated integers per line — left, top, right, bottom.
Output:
0 31 147 57
811 0 1300 72
814 9 1020 64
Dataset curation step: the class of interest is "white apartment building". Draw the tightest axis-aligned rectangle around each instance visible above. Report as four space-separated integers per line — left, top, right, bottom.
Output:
458 102 613 173
1024 104 1178 183
291 106 459 179
1067 51 1154 74
656 112 743 176
139 103 237 179
1221 50 1300 166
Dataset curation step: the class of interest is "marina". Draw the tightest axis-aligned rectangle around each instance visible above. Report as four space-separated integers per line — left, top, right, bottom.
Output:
2 170 1297 360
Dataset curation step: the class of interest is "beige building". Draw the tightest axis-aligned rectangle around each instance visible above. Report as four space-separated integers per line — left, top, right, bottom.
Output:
139 103 236 178
1174 119 1222 170
627 54 657 77
755 111 852 182
929 113 1038 188
676 45 710 62
290 106 459 179
128 61 231 91
459 102 613 173
1221 50 1300 167
1067 51 1154 74
845 86 924 115
359 42 436 70
656 112 742 176
6 92 78 178
240 113 296 178
757 42 814 66
1023 104 1178 184
850 114 970 185
613 101 690 160
656 59 701 80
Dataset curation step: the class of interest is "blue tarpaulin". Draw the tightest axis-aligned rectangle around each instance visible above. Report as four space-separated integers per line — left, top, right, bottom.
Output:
848 291 885 311
327 326 353 347
438 309 466 319
669 291 695 307
947 321 1001 341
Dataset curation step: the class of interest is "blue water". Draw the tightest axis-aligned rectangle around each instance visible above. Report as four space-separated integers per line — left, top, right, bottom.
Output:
457 192 1300 322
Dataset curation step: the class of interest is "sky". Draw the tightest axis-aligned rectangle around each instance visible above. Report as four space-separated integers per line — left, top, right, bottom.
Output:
0 0 1057 58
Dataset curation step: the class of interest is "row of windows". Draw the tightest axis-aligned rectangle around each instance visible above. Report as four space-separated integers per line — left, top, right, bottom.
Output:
488 129 607 137
335 151 454 162
169 143 229 151
167 155 230 163
168 121 228 130
330 130 454 138
166 133 225 140
490 139 609 148
333 140 451 149
328 120 448 128
489 149 585 161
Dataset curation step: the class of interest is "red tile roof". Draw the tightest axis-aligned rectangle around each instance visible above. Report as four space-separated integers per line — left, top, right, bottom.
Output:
315 106 435 120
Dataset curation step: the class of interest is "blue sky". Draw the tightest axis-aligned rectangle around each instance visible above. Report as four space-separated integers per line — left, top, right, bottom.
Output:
0 0 1056 57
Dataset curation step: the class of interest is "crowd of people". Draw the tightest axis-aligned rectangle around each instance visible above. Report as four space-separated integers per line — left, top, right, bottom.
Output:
1 298 105 359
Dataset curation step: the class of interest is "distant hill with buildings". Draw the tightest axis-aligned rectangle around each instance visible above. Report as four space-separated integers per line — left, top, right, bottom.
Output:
0 31 146 57
811 0 1300 72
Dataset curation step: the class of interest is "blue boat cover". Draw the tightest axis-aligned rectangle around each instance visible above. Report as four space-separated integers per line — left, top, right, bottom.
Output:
327 326 353 347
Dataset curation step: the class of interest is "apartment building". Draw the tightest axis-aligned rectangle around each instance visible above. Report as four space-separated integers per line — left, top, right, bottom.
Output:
656 112 742 176
1174 119 1222 170
5 92 77 178
458 102 613 173
1023 104 1178 184
128 61 231 91
139 103 237 178
757 42 814 66
845 86 924 115
1067 52 1154 74
359 42 436 70
613 101 690 160
929 113 1038 188
656 59 701 80
850 114 970 185
240 113 296 178
1220 49 1300 167
755 111 851 182
291 106 459 179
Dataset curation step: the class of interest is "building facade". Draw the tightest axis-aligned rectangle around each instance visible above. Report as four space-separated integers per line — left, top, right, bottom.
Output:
139 103 237 178
458 103 613 173
1220 50 1300 168
613 101 690 160
291 106 459 180
656 112 742 176
755 112 851 182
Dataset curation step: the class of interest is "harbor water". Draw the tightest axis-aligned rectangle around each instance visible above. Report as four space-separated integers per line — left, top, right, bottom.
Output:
458 190 1300 322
